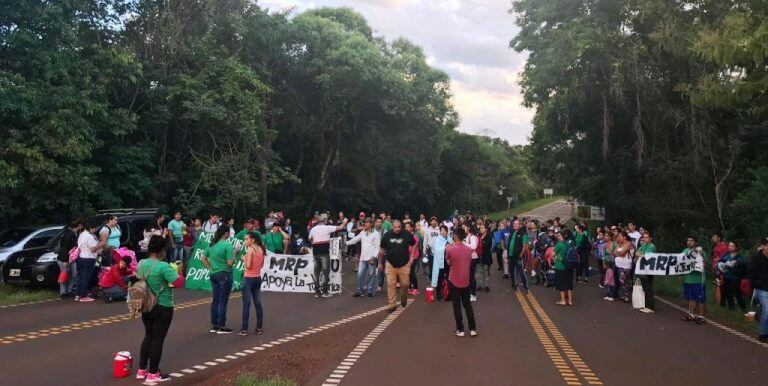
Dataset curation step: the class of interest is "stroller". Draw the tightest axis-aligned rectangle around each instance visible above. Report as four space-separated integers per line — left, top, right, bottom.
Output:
531 246 555 287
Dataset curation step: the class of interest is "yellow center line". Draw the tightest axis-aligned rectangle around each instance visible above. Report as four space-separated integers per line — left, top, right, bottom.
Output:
0 293 240 346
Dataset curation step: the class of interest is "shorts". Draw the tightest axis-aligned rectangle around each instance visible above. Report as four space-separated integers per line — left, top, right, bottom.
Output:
555 269 574 291
683 283 706 303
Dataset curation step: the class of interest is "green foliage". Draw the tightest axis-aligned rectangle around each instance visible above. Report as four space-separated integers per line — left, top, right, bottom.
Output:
511 0 768 248
0 0 533 227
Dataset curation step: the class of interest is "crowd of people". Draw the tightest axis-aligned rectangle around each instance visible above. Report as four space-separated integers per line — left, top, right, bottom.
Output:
53 207 768 381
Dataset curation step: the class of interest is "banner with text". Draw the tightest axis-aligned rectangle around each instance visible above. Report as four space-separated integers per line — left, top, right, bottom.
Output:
184 232 342 293
634 252 704 276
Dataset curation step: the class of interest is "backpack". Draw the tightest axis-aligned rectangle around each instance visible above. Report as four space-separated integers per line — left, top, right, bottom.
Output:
535 233 551 255
128 261 161 318
563 241 579 270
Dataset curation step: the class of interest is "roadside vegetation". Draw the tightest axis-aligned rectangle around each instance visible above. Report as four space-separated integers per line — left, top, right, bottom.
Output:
0 285 57 306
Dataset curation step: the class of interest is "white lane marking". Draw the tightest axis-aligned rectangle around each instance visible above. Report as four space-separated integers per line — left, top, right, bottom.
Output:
655 296 768 348
321 300 413 385
170 373 184 377
156 305 390 383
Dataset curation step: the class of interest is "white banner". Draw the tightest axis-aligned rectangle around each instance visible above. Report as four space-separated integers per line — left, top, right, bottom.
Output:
634 252 704 276
260 251 343 293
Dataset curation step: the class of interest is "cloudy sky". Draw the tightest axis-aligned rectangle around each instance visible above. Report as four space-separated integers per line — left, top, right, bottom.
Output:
258 0 533 145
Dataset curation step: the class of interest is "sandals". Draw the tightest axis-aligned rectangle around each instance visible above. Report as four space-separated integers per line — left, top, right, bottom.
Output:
681 314 696 322
556 301 567 306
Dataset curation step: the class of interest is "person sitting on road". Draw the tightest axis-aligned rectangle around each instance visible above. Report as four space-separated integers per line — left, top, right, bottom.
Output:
98 255 134 303
135 235 185 383
748 237 768 343
446 227 477 337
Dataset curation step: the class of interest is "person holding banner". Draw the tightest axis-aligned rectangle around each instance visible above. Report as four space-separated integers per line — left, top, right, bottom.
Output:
346 217 380 298
636 232 657 313
681 236 709 325
238 232 265 336
309 214 348 298
201 226 236 334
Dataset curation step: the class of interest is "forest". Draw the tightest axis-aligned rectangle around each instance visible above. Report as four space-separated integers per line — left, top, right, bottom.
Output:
511 0 768 246
0 0 536 227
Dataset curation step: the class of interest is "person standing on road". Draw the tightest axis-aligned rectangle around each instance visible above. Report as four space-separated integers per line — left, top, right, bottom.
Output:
748 237 768 342
346 217 381 298
406 222 421 295
201 226 235 334
574 224 591 283
75 219 101 302
424 217 441 279
493 221 505 272
446 227 477 337
238 232 265 336
505 219 529 294
57 217 82 299
308 214 348 298
635 232 657 313
431 225 451 300
681 236 709 325
99 215 122 252
717 241 747 312
462 224 479 301
477 223 493 292
201 213 221 234
135 235 185 383
378 220 415 313
553 230 574 306
613 231 634 303
168 212 186 263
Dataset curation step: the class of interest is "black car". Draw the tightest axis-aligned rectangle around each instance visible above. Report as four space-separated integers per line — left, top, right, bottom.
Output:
2 208 159 287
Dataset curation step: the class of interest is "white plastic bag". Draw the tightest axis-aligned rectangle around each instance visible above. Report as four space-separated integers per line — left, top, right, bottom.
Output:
632 277 645 309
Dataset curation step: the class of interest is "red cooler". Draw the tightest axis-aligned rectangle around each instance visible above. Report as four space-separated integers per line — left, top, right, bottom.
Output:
425 287 435 303
113 351 132 378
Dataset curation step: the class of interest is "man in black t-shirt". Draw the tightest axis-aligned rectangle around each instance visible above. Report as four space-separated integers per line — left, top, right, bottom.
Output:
378 220 415 313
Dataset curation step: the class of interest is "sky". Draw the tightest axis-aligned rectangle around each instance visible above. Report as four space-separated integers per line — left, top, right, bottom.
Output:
257 0 533 145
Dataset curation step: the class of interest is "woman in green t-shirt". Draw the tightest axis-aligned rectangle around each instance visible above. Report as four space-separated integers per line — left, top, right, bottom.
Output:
202 226 236 334
136 235 184 383
553 230 574 306
636 232 657 313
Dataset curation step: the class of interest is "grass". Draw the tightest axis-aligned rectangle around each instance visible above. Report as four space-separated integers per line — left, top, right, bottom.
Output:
0 284 58 306
488 196 567 221
654 276 759 335
235 374 297 386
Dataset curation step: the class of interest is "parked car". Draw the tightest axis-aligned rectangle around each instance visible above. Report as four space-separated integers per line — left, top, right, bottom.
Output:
0 226 64 269
2 208 158 287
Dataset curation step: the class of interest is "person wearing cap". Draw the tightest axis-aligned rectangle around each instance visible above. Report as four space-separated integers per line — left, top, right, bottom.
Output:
264 222 289 254
748 237 768 342
308 213 348 297
99 255 135 303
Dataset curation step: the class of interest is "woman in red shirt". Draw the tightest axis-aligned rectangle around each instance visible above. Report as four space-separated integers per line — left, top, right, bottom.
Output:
238 232 266 336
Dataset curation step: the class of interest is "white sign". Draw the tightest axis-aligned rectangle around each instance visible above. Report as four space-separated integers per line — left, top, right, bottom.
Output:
330 236 342 260
634 252 704 276
261 251 343 293
590 206 606 221
543 188 554 196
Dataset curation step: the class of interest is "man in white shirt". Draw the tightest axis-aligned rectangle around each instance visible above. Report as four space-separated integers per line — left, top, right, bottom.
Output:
201 213 220 234
308 213 348 297
627 222 642 248
346 217 381 297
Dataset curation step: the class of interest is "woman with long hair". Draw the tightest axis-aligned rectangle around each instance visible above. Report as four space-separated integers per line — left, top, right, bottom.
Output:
201 226 235 334
239 232 266 336
718 241 747 312
135 235 185 382
614 231 634 303
462 223 479 302
553 230 574 306
477 223 493 292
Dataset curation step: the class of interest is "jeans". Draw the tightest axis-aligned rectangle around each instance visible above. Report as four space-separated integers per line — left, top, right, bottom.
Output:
469 259 478 295
102 285 128 301
356 260 377 295
495 248 504 271
57 261 77 296
755 289 768 337
509 258 528 290
409 261 419 290
449 282 476 332
210 271 233 327
241 277 264 331
640 275 655 310
478 264 491 288
722 277 746 311
140 305 174 373
76 258 96 298
172 243 184 263
313 252 331 295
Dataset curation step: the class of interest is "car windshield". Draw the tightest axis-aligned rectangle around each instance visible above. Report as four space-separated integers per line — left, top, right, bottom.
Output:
0 229 33 248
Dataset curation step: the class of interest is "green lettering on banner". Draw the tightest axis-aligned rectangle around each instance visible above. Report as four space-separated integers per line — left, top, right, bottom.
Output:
185 232 247 292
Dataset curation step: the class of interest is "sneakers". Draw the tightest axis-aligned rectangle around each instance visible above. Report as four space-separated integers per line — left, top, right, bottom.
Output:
470 295 477 302
598 284 605 289
145 372 171 383
502 274 509 279
469 330 478 337
314 292 322 298
254 328 264 335
237 329 248 336
452 330 465 337
759 334 768 343
604 297 614 301
639 308 655 314
386 306 397 314
136 369 147 380
352 292 362 297
209 326 219 333
321 293 332 298
217 327 234 334
401 297 408 308
78 297 95 303
367 293 374 297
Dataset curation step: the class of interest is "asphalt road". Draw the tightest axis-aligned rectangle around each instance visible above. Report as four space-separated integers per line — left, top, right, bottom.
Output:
2 201 766 386
521 199 574 222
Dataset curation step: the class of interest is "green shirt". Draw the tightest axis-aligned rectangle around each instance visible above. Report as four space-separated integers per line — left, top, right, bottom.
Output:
554 240 568 270
683 247 708 284
168 220 185 243
234 229 249 241
264 231 284 253
206 241 234 274
574 232 586 248
137 258 178 308
638 242 656 255
507 230 529 258
382 220 392 232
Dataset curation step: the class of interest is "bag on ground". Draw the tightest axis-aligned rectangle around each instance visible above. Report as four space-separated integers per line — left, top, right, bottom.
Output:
632 277 645 309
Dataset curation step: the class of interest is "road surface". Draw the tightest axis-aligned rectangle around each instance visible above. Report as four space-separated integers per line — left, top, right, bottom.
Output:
1 201 766 385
